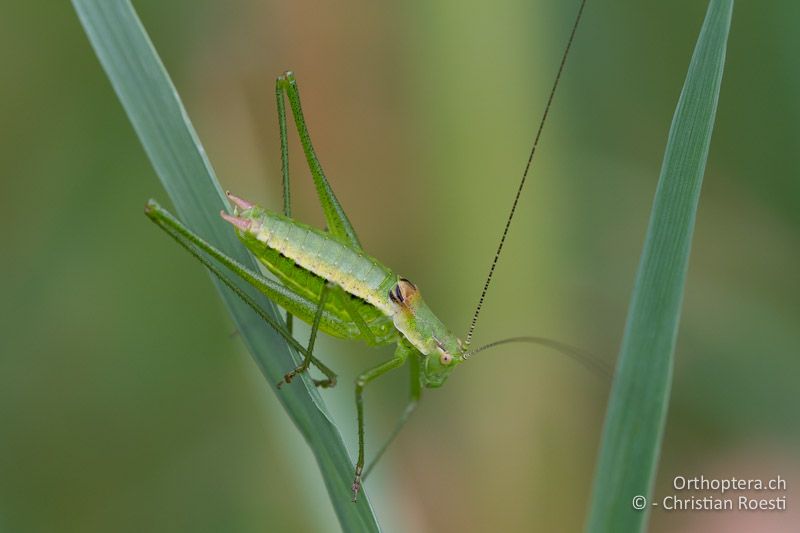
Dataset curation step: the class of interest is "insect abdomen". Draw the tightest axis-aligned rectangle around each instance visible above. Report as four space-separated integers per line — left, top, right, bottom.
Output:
249 212 394 314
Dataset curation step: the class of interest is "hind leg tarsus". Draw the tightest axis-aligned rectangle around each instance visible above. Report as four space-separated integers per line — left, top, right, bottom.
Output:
277 282 333 388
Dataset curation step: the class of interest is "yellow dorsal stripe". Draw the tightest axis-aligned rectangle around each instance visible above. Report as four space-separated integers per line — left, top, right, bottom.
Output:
253 213 395 315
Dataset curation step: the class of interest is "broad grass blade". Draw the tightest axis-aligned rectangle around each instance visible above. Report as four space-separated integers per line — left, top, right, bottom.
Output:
585 1 733 531
71 1 379 529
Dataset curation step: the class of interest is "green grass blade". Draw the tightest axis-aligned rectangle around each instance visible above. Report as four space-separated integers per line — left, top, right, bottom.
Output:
585 1 733 532
71 1 379 529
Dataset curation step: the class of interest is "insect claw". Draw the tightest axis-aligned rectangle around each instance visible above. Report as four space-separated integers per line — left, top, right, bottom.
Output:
351 466 363 502
313 377 337 388
220 211 252 231
225 191 254 210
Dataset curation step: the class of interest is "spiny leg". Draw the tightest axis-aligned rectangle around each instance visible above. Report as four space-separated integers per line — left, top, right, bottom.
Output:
276 71 361 248
352 343 409 502
278 282 334 389
275 75 294 336
364 346 422 480
145 201 338 387
162 212 337 384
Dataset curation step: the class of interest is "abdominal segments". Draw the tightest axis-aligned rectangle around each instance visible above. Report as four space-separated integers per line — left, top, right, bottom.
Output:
256 215 394 315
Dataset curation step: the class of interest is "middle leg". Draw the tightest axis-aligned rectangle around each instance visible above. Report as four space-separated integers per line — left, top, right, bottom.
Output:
278 281 335 388
364 350 422 479
352 341 412 501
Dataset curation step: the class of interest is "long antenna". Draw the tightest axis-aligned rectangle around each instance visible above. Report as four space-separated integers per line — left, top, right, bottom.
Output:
464 0 588 346
462 336 612 380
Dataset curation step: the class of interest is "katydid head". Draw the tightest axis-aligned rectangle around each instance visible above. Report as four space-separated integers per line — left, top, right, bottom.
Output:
419 334 465 388
388 278 466 388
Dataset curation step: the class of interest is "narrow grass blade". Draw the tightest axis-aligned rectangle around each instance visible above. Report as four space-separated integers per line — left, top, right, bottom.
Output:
71 1 379 529
585 1 733 532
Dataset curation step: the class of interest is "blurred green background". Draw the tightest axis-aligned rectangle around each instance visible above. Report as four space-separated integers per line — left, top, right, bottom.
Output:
1 1 797 531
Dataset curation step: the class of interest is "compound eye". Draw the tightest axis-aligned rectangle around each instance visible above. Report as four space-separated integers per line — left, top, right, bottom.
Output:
434 341 453 365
